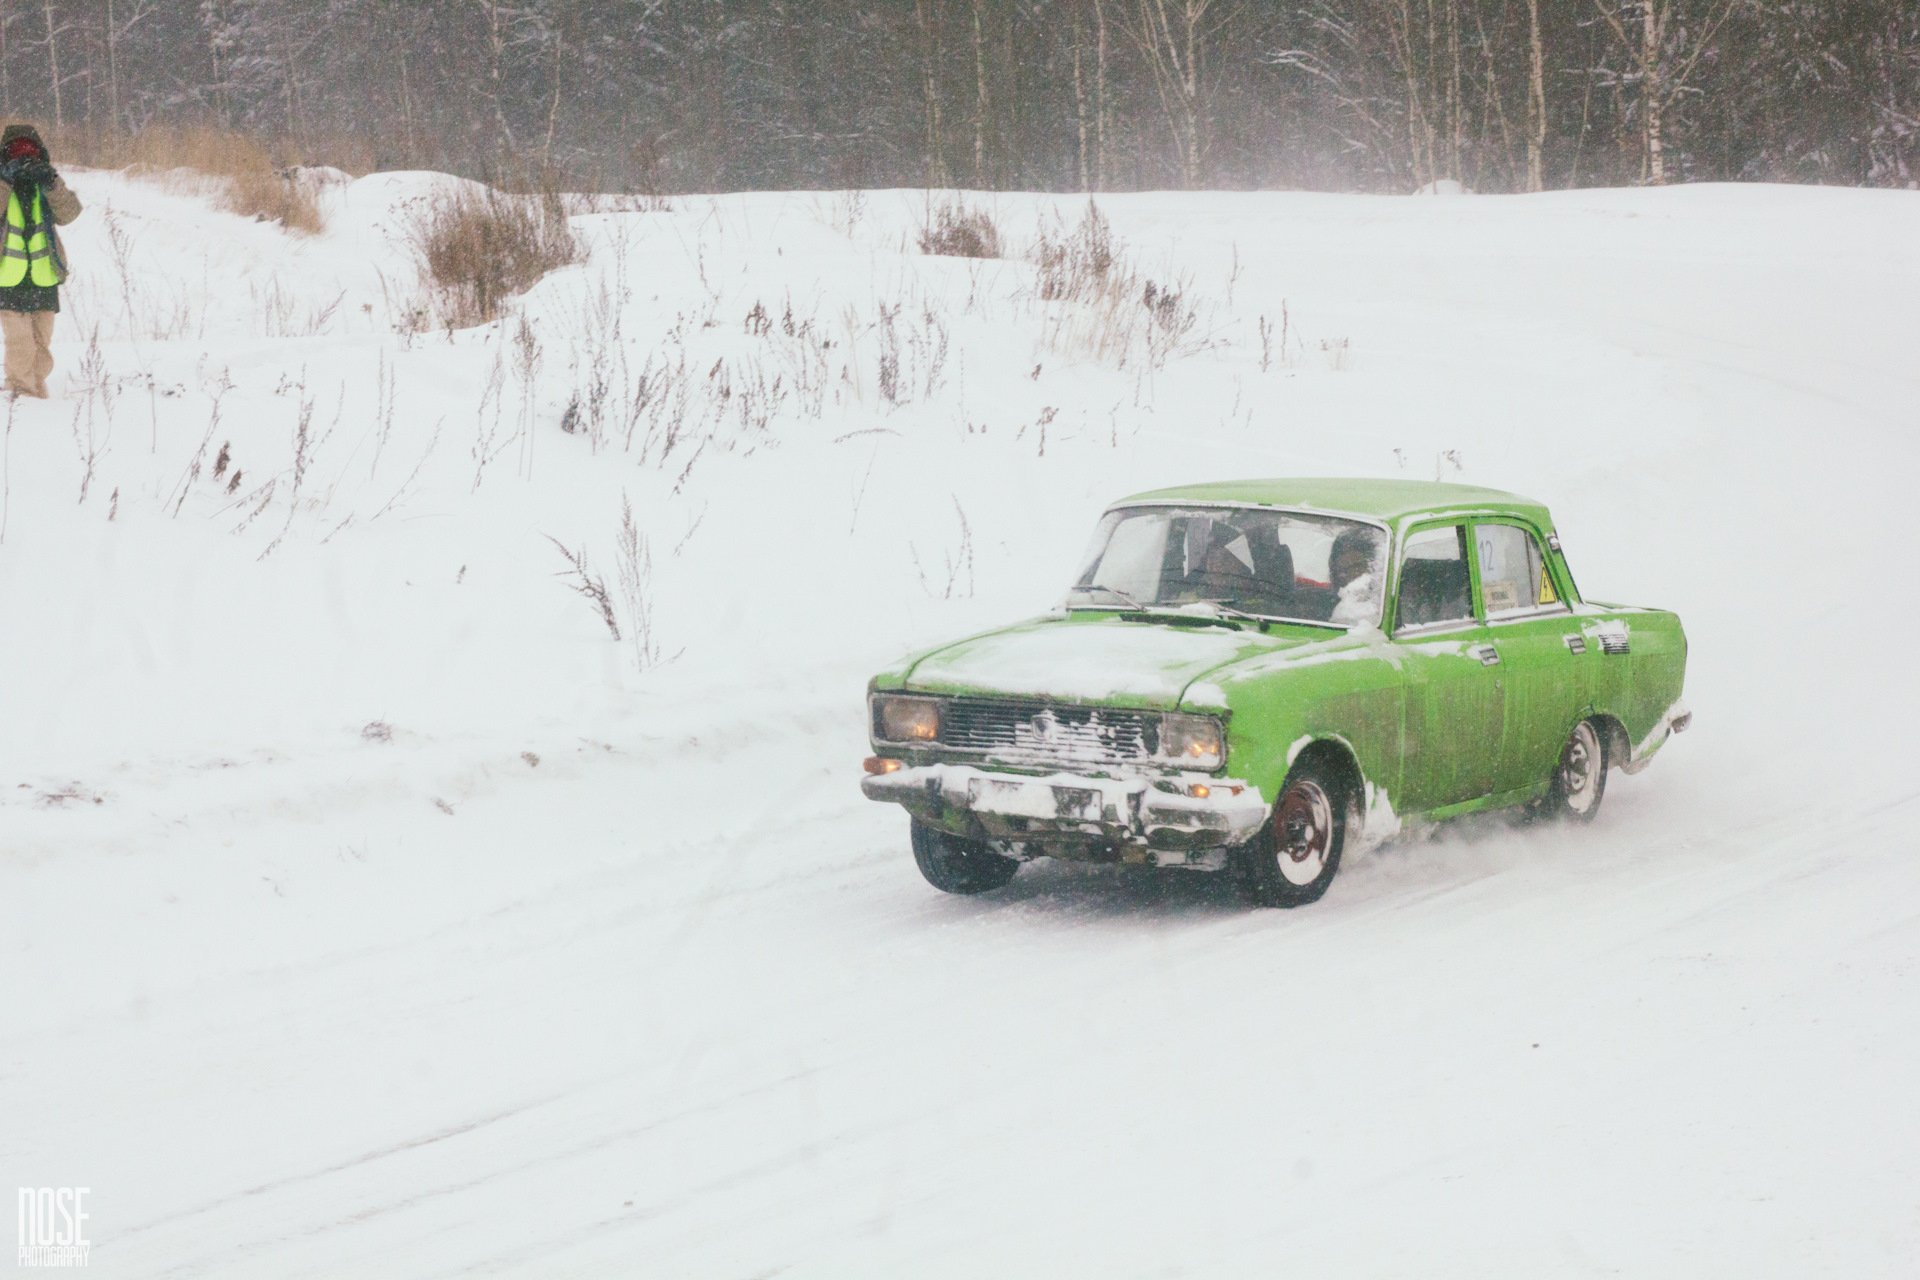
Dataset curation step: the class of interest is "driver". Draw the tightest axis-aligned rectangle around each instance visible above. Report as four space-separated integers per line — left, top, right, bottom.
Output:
1329 529 1377 594
1327 528 1382 624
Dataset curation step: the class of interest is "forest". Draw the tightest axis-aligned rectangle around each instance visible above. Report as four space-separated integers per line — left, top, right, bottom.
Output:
6 0 1916 193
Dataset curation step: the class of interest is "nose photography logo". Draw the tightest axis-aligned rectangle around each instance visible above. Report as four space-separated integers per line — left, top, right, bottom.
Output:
16 1188 89 1268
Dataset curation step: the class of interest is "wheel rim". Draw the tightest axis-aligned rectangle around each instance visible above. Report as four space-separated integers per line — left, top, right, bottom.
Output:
1274 780 1333 886
1559 721 1602 814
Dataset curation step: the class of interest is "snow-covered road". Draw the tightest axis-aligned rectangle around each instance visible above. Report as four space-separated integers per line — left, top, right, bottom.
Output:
6 176 1918 1275
27 716 1920 1277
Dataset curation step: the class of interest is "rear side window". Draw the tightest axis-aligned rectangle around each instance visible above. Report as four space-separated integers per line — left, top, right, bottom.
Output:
1396 525 1472 628
1475 524 1559 616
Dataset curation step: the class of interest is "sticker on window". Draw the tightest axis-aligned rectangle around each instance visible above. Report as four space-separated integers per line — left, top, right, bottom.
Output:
1483 580 1521 612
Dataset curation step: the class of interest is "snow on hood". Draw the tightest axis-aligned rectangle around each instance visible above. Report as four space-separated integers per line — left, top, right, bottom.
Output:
903 615 1304 708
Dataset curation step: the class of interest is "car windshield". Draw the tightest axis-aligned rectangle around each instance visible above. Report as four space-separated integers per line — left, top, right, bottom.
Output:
1067 504 1390 629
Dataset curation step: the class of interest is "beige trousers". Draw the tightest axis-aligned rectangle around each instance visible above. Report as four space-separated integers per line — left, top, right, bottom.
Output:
1 309 55 398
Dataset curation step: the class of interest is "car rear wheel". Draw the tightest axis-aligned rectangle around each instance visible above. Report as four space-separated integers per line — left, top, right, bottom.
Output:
910 820 1021 895
1542 718 1608 822
1233 762 1346 908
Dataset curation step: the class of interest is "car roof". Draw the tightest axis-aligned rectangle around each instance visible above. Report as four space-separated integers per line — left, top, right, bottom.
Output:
1113 477 1554 528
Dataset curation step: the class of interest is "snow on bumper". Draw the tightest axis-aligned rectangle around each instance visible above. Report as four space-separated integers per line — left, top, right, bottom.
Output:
1623 698 1693 775
861 762 1269 853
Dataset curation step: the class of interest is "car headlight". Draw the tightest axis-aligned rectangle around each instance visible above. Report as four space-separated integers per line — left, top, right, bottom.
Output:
874 695 942 744
1161 713 1224 769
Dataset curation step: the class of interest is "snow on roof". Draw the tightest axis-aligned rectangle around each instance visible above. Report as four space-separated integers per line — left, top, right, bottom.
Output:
1115 477 1553 524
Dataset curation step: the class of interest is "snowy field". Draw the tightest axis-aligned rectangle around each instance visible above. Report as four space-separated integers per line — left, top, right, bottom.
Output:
5 169 1918 1276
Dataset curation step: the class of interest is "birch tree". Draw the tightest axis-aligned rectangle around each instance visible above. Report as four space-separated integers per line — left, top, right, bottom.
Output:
41 0 60 125
971 0 988 183
915 0 949 186
1092 0 1110 189
1525 0 1546 189
0 0 1906 198
1121 0 1238 188
1590 0 1742 183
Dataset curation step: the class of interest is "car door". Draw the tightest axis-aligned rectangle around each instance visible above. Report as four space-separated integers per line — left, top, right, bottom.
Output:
1390 522 1504 810
1472 520 1583 796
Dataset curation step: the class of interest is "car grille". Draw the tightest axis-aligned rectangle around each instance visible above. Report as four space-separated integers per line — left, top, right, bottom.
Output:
940 698 1159 766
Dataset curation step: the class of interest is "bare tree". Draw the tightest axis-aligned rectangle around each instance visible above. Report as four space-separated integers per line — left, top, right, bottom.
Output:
1093 0 1110 189
1 0 12 115
201 0 235 128
277 13 302 136
1073 3 1090 189
1526 0 1546 190
1072 0 1113 190
971 0 988 184
1592 0 1741 183
0 0 1906 199
107 0 120 134
1441 0 1463 181
41 0 58 126
391 0 416 163
1470 6 1512 188
541 13 563 170
1866 5 1920 185
915 0 948 186
475 0 516 157
1406 0 1468 186
1122 0 1239 188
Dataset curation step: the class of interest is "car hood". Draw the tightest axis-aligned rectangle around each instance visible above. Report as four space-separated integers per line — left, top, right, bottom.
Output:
902 614 1318 710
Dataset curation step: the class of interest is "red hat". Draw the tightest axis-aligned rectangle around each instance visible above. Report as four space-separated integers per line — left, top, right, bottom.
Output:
3 137 39 162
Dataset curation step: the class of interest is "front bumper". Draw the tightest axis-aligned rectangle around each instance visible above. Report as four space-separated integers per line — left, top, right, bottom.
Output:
862 762 1269 864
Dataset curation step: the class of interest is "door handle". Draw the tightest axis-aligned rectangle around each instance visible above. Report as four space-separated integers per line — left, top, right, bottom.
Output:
1468 644 1500 667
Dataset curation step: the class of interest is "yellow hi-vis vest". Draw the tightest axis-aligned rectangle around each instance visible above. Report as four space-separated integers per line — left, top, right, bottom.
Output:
0 188 60 288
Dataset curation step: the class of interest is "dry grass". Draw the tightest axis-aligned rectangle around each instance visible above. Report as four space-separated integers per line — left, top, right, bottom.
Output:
1031 200 1120 304
405 178 585 330
1025 200 1208 370
917 198 1003 258
49 123 375 234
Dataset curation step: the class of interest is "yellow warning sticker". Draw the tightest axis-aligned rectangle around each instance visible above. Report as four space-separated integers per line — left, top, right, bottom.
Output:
1539 572 1558 605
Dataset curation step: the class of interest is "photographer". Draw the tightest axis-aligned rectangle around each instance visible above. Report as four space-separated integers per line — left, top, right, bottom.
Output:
0 124 82 399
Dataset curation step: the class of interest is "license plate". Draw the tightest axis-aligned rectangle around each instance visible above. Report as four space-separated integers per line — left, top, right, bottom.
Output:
1051 786 1100 819
967 777 1105 822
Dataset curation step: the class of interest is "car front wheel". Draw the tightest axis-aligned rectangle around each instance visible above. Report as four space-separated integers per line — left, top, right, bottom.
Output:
1233 762 1346 908
910 820 1021 895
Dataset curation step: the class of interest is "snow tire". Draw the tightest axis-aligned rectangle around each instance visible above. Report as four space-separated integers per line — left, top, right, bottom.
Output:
1540 718 1608 823
910 820 1021 895
1233 761 1346 908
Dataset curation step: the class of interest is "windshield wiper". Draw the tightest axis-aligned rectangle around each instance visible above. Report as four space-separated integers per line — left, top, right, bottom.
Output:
1119 612 1244 631
1200 600 1267 623
1073 585 1149 610
1216 598 1347 630
1070 587 1247 630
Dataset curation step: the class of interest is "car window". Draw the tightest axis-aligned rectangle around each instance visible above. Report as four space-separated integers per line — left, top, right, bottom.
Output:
1069 506 1389 627
1397 525 1472 629
1475 523 1558 617
1084 513 1168 602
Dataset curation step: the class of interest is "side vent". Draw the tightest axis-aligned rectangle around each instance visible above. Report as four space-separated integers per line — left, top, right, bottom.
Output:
1562 634 1587 655
1598 630 1631 656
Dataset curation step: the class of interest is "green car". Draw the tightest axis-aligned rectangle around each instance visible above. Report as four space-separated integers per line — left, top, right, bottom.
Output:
863 479 1690 907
